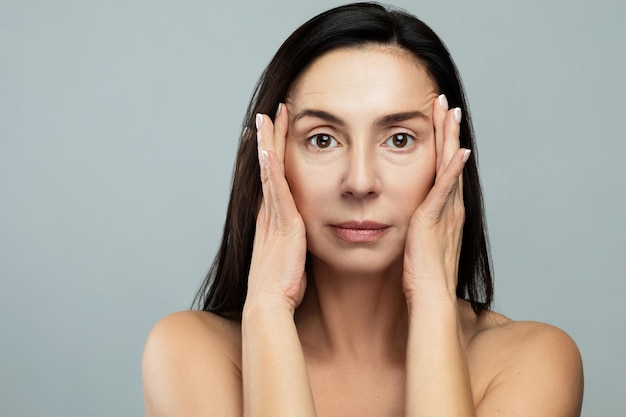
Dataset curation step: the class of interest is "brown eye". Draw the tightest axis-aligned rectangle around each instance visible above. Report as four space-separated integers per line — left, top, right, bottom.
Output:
385 133 414 149
309 134 337 149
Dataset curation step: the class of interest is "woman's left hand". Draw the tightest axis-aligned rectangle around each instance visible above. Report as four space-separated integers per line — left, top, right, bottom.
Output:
402 94 471 306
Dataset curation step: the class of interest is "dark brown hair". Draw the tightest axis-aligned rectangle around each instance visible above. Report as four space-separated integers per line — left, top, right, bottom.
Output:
193 2 493 318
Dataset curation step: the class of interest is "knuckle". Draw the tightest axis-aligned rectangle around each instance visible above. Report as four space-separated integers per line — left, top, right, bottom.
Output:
414 204 441 225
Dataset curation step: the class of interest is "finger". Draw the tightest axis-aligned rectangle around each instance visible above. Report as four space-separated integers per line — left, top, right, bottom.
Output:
453 149 470 267
457 148 467 200
447 107 465 206
256 113 299 228
273 103 289 169
256 199 268 232
256 113 277 156
421 148 471 219
442 106 462 171
434 94 448 173
256 113 273 214
443 105 462 204
264 148 302 228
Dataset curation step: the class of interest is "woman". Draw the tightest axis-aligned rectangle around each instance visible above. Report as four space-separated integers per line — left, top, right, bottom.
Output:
142 3 583 416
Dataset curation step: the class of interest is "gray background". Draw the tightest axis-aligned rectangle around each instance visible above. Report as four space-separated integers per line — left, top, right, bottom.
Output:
1 0 624 415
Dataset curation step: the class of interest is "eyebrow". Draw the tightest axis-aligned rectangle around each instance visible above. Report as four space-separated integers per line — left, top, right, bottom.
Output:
377 111 429 126
292 109 429 127
293 109 345 126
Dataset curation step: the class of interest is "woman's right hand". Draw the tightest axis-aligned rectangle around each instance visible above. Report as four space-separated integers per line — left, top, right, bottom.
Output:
246 103 308 313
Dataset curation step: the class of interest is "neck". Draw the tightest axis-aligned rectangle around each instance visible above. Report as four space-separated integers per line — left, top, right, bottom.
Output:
295 258 409 364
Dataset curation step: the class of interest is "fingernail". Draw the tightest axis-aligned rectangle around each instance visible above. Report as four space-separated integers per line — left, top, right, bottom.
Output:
256 113 263 130
261 150 269 166
438 94 448 110
462 149 471 163
275 103 282 118
454 107 462 124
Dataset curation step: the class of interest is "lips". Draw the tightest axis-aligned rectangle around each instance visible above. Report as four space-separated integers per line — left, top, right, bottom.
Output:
330 221 390 243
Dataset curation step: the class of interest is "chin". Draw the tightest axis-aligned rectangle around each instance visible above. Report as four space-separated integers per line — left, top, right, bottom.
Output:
308 247 404 279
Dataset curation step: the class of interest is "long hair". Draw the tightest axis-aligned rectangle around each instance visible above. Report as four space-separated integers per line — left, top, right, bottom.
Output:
193 2 493 318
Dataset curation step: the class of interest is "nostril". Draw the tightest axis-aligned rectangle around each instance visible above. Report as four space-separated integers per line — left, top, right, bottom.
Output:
341 175 381 199
340 150 381 198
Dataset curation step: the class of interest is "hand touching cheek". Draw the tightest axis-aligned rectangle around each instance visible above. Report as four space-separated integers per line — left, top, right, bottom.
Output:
403 94 471 306
246 104 308 313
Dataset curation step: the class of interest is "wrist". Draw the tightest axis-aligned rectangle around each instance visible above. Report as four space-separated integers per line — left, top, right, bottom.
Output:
406 294 462 344
242 292 296 322
404 280 457 311
406 295 458 317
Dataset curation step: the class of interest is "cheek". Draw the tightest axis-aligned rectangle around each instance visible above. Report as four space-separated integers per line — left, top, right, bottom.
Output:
284 141 437 222
284 147 331 218
394 156 436 215
414 162 436 198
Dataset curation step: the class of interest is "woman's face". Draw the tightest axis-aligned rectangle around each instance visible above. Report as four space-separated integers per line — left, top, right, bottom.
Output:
284 45 438 275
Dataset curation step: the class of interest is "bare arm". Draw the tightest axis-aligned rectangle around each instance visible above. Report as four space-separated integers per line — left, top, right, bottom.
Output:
142 105 316 417
241 300 316 417
242 106 316 416
405 297 474 416
402 94 475 417
402 94 583 417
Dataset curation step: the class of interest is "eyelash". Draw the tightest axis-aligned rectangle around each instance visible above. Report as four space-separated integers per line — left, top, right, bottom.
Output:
306 132 416 151
383 133 415 149
307 134 339 149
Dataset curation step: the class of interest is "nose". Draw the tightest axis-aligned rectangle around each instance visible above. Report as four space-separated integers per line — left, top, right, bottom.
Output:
340 145 381 199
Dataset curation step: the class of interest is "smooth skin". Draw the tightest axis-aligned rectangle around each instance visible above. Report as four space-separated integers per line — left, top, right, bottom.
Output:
142 46 583 417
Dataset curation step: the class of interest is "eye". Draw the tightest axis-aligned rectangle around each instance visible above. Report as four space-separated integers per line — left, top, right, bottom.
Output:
308 134 338 149
384 133 414 149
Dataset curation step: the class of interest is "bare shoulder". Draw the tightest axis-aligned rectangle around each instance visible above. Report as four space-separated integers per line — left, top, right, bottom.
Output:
142 310 242 417
466 308 584 417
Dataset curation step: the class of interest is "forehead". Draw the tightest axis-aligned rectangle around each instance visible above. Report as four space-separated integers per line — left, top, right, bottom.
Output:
287 45 437 115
